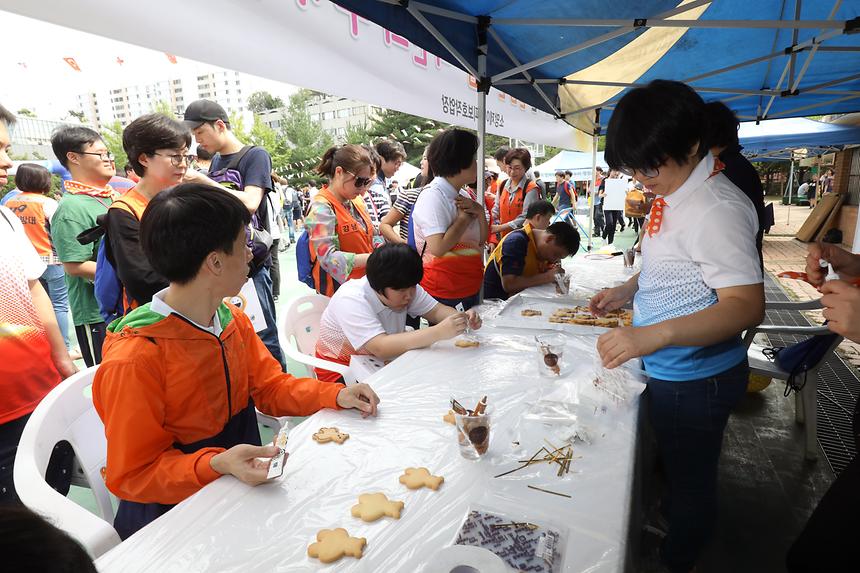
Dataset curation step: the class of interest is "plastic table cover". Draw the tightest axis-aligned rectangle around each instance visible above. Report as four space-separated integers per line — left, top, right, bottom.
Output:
95 324 645 573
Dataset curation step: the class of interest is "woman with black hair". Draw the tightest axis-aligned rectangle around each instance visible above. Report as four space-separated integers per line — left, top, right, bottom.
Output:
314 243 481 382
411 128 488 310
590 80 765 573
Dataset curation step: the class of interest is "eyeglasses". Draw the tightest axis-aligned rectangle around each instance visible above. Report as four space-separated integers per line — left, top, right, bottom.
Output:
77 151 115 162
618 166 659 179
345 170 374 188
153 152 193 167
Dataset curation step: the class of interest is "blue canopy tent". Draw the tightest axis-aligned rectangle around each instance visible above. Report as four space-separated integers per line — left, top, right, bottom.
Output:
739 116 860 159
331 0 860 247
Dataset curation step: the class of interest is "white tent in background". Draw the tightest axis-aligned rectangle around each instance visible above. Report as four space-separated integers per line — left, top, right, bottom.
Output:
391 162 420 186
535 150 608 181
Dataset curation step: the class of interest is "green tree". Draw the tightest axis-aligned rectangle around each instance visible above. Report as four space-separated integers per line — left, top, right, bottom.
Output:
344 122 370 145
247 91 285 114
151 100 177 118
101 121 128 171
248 116 291 173
16 108 35 118
281 89 333 185
367 109 444 164
67 109 87 123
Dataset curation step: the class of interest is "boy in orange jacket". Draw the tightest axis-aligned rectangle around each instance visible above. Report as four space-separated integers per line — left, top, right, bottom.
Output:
93 183 379 539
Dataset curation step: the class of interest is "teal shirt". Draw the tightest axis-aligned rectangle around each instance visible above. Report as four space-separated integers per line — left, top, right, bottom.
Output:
52 192 113 325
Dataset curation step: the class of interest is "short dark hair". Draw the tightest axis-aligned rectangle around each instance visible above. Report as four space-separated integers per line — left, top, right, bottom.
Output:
533 170 541 178
375 139 407 162
51 125 103 169
546 221 580 255
362 144 382 173
555 171 565 179
0 506 96 573
504 148 532 171
525 200 556 219
0 103 15 127
704 101 740 149
605 79 707 173
124 163 134 174
14 163 51 193
366 243 423 291
140 183 251 284
493 146 510 162
123 114 192 177
426 128 478 178
564 170 572 177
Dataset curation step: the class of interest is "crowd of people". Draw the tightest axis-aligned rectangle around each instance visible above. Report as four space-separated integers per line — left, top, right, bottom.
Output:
0 79 857 572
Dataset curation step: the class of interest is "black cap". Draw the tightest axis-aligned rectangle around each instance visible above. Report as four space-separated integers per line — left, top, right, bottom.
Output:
183 99 229 129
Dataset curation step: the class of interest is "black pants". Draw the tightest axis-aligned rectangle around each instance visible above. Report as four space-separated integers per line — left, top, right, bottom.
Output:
269 240 281 298
74 322 106 367
0 414 73 505
631 216 645 234
602 210 623 244
786 398 860 572
593 206 605 237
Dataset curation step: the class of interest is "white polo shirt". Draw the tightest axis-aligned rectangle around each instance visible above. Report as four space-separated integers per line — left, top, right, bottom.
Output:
316 276 438 364
411 176 483 255
633 153 762 381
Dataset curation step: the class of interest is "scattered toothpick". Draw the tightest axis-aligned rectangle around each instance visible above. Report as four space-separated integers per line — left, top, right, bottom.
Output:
495 442 580 479
527 485 572 498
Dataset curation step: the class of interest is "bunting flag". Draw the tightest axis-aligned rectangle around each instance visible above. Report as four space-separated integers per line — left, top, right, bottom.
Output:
164 53 178 64
116 57 125 66
63 57 81 72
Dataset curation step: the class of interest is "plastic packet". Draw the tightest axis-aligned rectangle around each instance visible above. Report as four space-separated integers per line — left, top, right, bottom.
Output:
589 353 645 407
451 505 568 573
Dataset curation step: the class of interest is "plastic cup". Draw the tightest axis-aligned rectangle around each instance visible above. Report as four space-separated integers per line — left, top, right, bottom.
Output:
454 407 492 460
536 333 565 377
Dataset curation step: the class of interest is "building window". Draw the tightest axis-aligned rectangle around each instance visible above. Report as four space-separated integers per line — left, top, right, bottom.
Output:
337 109 349 118
323 111 335 120
310 113 320 122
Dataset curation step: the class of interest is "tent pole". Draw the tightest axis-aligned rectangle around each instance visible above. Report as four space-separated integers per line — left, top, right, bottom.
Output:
787 159 795 225
477 16 489 304
588 109 600 252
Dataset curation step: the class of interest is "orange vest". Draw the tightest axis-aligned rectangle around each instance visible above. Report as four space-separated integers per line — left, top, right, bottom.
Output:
107 188 150 312
7 192 56 259
311 186 374 297
499 179 538 237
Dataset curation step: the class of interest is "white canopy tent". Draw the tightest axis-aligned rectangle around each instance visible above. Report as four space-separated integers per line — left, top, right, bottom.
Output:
535 150 609 181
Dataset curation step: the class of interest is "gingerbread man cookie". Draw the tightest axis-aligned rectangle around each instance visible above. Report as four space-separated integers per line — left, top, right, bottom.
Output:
443 410 456 425
350 492 404 522
307 528 366 563
313 427 350 444
399 467 444 490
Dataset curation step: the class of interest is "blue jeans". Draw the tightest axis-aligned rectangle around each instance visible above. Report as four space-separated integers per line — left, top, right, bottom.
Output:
282 204 295 241
39 264 71 350
252 267 286 371
646 359 749 572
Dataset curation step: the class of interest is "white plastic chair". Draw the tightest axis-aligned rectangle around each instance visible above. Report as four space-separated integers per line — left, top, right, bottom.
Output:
278 294 351 380
14 366 121 558
743 299 843 461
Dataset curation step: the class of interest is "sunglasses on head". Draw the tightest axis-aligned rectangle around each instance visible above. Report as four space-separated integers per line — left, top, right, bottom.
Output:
345 170 373 188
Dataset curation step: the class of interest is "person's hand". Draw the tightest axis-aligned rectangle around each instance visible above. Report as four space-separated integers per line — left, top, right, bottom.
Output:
465 309 482 330
821 280 860 343
455 195 482 219
210 444 280 485
806 243 859 286
596 326 665 368
538 267 558 285
336 383 380 417
52 352 79 380
181 168 203 183
590 285 633 316
436 311 469 339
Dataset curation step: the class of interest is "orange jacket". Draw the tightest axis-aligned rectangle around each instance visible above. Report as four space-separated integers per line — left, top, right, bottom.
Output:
93 302 343 505
311 186 374 296
498 179 538 237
